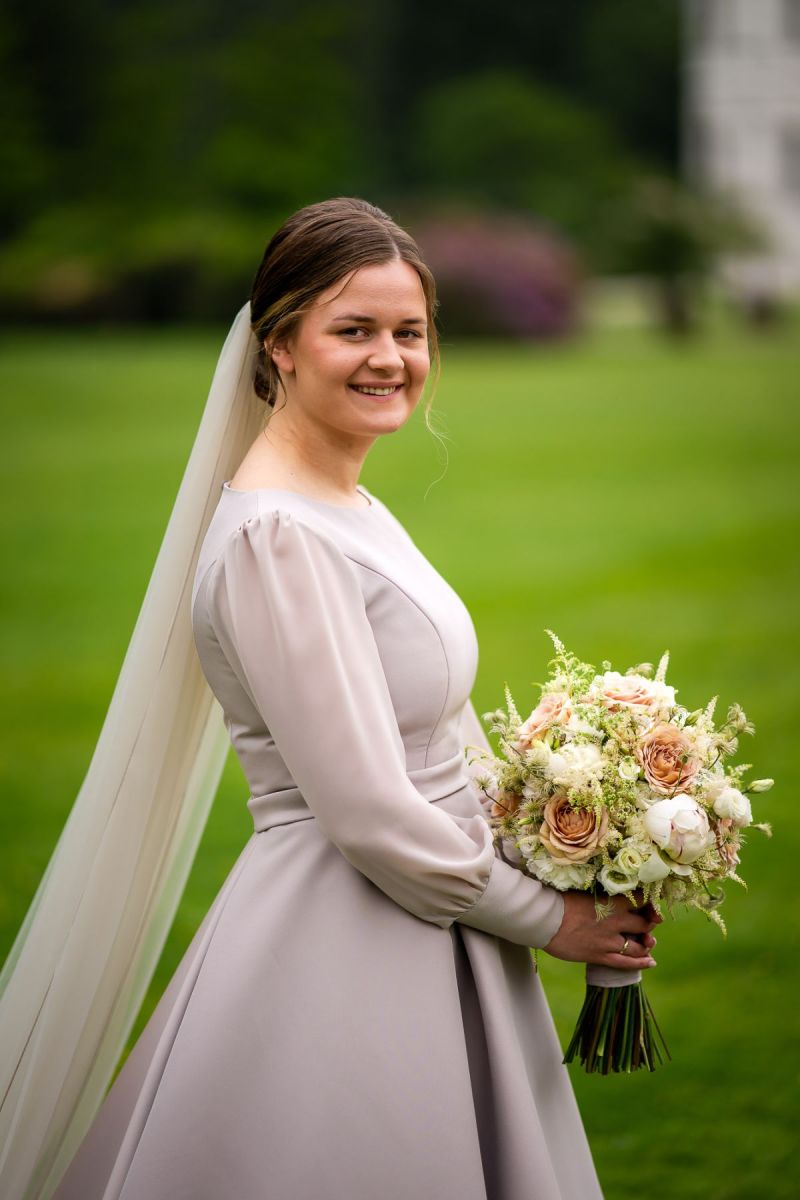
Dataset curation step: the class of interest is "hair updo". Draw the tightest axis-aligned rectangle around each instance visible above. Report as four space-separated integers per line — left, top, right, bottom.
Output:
249 197 440 412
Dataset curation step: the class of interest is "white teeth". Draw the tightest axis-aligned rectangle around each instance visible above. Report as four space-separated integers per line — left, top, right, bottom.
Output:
351 385 399 396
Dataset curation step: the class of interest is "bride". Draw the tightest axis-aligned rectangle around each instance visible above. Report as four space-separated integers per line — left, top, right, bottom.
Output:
0 196 658 1200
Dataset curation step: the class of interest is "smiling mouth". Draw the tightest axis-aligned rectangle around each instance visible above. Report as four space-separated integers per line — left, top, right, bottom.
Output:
348 384 403 397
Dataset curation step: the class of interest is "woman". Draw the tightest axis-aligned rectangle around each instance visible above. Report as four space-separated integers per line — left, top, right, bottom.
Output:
2 198 657 1200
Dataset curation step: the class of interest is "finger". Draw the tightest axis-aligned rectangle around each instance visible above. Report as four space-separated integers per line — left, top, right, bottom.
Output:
608 950 656 969
609 938 656 968
613 933 656 962
633 933 657 950
627 931 657 947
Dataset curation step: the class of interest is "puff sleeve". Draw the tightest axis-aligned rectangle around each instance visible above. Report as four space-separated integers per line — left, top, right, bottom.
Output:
210 510 564 949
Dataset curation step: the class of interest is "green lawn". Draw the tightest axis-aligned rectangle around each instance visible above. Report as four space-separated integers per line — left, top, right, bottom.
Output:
1 314 797 1198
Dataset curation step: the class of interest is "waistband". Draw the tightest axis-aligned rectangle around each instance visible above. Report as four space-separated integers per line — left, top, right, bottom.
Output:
248 749 474 833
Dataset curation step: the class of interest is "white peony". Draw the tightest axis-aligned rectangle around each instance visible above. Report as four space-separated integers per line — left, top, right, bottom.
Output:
712 786 752 828
529 853 596 892
643 794 715 865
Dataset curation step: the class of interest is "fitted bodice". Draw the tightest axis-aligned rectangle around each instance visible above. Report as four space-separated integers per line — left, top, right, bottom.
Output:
191 483 481 832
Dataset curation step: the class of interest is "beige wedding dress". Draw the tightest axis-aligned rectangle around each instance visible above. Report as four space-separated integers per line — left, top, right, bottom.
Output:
52 481 603 1200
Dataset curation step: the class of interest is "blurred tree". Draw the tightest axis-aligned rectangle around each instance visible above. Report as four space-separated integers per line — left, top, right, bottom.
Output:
377 0 680 185
0 10 51 233
410 70 636 267
0 0 368 318
0 0 684 320
610 174 767 335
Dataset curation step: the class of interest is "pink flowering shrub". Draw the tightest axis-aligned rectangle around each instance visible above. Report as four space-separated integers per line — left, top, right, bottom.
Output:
411 212 583 340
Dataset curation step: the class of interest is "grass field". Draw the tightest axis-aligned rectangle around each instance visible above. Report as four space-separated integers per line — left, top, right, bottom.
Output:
1 312 798 1198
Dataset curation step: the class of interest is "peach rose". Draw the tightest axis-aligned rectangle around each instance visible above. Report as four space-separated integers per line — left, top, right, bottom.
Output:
513 692 572 751
591 671 676 714
715 817 741 871
489 788 523 820
538 793 609 864
638 723 699 795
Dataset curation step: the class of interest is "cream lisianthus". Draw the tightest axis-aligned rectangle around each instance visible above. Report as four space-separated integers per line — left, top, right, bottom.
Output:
529 852 596 891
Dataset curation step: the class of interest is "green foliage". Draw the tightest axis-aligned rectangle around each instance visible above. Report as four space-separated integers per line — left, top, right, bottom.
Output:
411 69 637 261
0 2 685 315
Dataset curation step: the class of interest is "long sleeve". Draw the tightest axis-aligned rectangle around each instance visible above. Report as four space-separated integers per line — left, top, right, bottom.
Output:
210 510 564 949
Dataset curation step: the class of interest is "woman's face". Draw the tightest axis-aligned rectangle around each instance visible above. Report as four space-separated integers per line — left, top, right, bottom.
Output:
269 258 431 441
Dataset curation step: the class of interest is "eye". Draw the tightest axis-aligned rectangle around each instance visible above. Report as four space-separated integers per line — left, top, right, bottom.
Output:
338 327 368 337
396 329 425 339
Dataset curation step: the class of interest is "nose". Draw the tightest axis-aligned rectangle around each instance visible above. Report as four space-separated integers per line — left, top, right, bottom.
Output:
366 331 405 373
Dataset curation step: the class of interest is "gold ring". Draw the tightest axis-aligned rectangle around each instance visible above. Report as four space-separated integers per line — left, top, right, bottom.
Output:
620 937 630 956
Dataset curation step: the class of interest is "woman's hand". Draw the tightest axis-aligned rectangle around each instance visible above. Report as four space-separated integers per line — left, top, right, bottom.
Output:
543 890 662 970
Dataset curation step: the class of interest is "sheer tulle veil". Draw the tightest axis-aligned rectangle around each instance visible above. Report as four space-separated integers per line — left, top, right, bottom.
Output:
0 302 264 1200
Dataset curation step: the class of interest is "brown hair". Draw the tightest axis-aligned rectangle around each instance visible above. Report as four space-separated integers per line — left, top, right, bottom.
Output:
249 197 440 422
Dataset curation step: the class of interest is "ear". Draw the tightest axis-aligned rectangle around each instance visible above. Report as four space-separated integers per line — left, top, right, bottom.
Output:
269 335 295 376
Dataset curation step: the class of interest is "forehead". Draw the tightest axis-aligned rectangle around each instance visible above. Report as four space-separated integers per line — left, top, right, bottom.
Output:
313 260 427 318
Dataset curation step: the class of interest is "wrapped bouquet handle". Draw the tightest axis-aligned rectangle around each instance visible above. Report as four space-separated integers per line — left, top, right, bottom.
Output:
563 963 670 1074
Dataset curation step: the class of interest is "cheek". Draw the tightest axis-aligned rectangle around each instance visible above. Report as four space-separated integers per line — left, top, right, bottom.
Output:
409 346 431 380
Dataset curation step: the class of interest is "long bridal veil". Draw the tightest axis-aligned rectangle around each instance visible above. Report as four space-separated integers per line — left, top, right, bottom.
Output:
0 302 264 1200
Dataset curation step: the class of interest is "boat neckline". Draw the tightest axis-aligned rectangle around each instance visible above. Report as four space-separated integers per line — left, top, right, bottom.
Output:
222 480 375 512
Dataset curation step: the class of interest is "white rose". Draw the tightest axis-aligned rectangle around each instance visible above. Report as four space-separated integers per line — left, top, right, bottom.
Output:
618 757 641 782
712 786 752 828
643 794 715 865
529 853 596 892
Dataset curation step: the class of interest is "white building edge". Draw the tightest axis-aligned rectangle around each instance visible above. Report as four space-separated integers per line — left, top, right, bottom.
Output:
683 0 800 300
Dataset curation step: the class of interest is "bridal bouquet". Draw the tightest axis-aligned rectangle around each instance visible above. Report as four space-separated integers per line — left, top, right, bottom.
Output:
468 631 773 1074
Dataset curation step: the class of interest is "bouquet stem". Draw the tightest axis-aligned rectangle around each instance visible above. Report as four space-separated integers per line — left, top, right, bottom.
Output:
563 970 670 1074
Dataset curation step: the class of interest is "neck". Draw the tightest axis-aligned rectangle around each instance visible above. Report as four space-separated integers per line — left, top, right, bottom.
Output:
261 408 373 500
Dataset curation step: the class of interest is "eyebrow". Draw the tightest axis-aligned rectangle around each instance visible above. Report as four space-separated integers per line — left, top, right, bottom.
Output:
330 314 427 325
